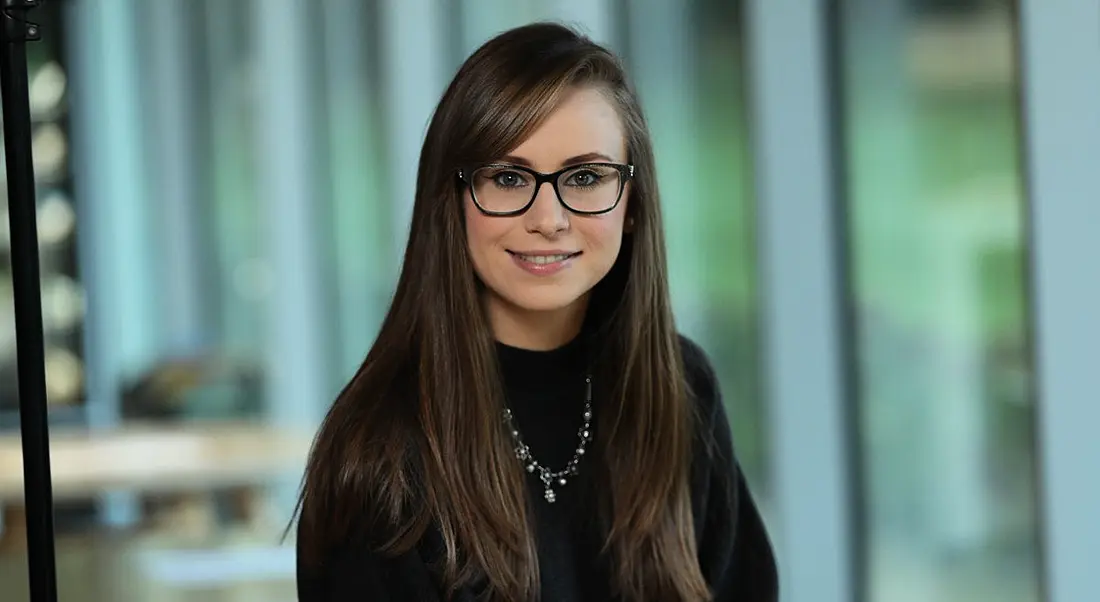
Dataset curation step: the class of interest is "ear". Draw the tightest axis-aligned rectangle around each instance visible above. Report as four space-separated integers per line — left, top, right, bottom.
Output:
620 182 635 233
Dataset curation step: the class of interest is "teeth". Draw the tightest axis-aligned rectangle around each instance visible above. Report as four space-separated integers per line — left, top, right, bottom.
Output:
518 254 572 265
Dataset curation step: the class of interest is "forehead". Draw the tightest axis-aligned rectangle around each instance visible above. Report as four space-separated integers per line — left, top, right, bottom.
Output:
506 86 627 167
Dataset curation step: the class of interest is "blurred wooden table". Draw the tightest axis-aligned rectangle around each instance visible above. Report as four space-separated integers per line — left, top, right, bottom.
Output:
0 422 314 549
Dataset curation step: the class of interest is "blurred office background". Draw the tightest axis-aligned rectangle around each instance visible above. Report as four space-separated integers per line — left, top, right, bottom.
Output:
1 0 1096 601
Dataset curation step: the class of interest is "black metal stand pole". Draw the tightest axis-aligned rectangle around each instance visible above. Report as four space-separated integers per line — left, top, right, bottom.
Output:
1 2 58 601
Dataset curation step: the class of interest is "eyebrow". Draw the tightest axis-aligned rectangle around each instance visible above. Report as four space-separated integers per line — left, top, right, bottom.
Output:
498 152 618 168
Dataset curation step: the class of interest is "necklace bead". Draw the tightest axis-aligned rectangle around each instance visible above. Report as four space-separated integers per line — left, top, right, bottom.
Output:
504 375 593 504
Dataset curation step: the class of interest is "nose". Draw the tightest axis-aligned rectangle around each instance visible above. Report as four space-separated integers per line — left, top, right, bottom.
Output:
524 180 569 236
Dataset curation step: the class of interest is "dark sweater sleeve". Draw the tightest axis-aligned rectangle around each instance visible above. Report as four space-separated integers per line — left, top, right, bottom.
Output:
681 336 779 602
296 521 384 601
296 519 447 602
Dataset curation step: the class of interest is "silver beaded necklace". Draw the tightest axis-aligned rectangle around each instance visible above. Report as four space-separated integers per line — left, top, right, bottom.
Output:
503 375 594 503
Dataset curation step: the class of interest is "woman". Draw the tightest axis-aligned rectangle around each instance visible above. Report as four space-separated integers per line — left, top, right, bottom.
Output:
294 22 778 602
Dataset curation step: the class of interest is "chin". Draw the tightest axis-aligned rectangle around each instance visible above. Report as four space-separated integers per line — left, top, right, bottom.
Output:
509 294 583 314
501 287 589 315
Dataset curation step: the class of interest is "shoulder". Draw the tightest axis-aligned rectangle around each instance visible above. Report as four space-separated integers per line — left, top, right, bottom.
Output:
677 334 723 423
677 334 737 482
677 334 717 385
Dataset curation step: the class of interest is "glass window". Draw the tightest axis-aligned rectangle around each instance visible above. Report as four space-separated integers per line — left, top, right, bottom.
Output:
623 1 766 495
838 1 1041 600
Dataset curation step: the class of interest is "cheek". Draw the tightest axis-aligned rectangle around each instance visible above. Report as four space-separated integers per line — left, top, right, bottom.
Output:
464 194 507 273
600 200 629 245
581 216 627 261
463 195 482 247
464 193 494 244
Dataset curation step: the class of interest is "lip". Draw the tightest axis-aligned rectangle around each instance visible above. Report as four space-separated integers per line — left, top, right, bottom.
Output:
509 249 578 256
507 250 581 276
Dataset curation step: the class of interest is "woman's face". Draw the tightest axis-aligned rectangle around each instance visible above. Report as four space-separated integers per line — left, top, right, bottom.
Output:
464 86 630 343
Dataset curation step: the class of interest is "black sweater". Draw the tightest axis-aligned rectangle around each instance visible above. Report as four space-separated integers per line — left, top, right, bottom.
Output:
296 335 778 601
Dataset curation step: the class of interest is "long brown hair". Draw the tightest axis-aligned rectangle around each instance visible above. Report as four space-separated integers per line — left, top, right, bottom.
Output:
294 22 709 601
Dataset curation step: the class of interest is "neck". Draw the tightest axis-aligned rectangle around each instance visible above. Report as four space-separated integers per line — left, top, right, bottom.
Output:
486 293 588 351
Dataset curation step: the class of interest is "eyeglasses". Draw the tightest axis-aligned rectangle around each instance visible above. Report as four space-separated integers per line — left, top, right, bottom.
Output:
458 162 634 216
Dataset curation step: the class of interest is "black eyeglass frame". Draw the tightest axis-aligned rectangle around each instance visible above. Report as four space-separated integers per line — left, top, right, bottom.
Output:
457 162 635 217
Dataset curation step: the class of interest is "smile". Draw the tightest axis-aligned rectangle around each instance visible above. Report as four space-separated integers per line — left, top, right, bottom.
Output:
514 253 575 264
507 250 581 275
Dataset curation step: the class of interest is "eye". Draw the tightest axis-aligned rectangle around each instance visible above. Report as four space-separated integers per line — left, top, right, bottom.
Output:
565 169 603 188
491 170 528 188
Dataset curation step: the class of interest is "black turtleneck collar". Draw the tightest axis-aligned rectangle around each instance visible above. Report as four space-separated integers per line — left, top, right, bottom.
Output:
494 331 591 394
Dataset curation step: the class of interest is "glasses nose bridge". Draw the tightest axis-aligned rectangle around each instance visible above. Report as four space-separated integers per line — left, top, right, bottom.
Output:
530 170 562 204
524 170 570 228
